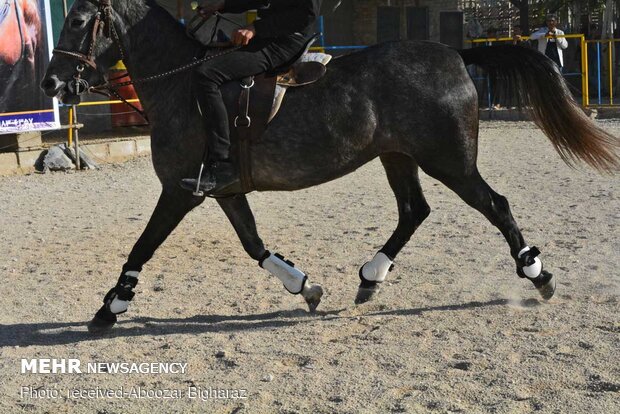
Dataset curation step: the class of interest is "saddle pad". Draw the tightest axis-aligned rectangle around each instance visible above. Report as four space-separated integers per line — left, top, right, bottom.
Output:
269 52 332 123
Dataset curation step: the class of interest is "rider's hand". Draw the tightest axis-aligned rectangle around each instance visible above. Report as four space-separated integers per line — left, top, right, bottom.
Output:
232 25 256 46
198 0 224 19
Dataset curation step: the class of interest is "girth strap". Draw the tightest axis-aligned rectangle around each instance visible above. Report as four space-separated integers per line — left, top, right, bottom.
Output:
236 77 254 193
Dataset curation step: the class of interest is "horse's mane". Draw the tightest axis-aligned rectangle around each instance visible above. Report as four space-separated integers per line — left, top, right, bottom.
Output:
115 0 203 72
121 0 191 37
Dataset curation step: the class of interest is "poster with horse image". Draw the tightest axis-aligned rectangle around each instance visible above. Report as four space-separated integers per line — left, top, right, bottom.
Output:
0 0 59 134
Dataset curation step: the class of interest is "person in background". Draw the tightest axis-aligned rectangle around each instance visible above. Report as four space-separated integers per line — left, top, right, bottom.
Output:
486 26 498 44
512 26 531 46
530 14 568 69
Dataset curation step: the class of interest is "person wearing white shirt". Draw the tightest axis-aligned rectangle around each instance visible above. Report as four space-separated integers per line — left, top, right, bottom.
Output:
530 14 568 69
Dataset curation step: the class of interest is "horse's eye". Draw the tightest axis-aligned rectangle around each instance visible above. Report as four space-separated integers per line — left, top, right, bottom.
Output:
71 19 85 28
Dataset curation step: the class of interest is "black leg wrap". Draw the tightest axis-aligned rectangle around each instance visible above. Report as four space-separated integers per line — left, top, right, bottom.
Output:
516 246 541 279
101 273 139 315
115 273 139 299
88 272 138 333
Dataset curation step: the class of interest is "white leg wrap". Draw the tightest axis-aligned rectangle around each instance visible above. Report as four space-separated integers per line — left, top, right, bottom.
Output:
109 271 139 314
260 253 307 294
361 252 393 283
518 247 542 279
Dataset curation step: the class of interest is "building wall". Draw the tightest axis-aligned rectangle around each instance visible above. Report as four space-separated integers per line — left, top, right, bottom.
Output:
353 0 461 45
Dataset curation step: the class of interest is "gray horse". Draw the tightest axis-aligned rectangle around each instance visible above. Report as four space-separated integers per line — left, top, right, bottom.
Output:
41 0 618 333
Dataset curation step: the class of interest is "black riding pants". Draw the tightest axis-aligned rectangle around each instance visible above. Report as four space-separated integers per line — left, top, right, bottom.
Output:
194 34 307 161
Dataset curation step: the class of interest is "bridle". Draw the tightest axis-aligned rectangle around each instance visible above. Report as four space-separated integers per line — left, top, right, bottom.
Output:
52 0 125 96
49 0 241 119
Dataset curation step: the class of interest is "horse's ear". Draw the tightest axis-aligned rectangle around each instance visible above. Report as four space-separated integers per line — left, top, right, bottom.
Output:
94 9 111 39
97 20 105 38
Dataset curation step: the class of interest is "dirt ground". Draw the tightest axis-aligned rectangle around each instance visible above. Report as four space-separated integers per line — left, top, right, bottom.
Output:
0 121 618 414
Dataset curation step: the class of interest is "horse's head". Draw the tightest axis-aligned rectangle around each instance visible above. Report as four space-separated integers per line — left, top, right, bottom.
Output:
41 0 125 104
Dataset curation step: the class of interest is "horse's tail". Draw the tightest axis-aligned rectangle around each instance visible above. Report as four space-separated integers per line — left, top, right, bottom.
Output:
459 45 620 172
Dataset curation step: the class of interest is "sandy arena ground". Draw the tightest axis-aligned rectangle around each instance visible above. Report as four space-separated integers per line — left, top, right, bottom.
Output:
0 121 618 414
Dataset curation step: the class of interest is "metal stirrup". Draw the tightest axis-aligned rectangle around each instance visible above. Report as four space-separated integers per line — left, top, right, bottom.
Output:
193 162 205 197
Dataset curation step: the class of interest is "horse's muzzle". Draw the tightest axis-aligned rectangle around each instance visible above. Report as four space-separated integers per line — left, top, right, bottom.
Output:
40 74 65 97
40 75 81 104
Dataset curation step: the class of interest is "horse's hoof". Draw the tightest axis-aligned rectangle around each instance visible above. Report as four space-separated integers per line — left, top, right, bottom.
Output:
302 283 323 313
87 306 117 334
533 270 556 301
355 284 380 304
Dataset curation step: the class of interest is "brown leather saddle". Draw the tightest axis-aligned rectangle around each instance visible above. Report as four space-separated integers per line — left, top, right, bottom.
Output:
218 34 326 194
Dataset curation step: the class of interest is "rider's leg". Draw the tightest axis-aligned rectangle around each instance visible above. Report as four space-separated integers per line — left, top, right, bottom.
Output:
181 51 268 195
180 36 308 195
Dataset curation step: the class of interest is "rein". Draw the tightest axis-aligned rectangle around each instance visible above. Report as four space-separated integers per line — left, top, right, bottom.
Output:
52 0 240 121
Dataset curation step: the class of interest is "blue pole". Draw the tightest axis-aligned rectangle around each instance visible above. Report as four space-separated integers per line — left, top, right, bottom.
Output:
597 42 602 105
487 75 492 111
319 16 325 48
486 40 492 111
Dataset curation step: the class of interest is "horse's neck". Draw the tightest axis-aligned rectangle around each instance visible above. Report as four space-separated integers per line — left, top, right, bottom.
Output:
116 1 199 108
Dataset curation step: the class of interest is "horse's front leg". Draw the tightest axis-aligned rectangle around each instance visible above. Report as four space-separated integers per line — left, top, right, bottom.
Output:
88 189 203 333
218 195 323 312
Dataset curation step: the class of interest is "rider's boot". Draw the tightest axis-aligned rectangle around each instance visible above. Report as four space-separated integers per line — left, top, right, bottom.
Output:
180 157 239 196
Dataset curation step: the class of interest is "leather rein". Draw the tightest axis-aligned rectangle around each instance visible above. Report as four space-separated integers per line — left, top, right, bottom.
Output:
51 0 240 120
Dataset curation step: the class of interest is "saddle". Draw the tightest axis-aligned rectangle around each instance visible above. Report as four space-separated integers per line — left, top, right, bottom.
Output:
217 34 330 194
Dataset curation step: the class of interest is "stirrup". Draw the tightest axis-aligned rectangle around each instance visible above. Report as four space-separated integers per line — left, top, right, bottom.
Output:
193 162 206 197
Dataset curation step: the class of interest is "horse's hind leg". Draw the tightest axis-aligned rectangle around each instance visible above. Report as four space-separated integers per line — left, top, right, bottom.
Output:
426 167 556 300
218 195 323 312
88 189 202 333
355 153 431 304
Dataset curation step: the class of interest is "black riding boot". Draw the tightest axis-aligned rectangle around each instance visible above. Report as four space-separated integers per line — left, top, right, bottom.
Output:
180 158 239 196
180 72 240 196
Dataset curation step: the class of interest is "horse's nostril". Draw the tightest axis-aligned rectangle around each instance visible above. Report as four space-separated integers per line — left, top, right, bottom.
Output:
41 78 57 90
40 76 64 96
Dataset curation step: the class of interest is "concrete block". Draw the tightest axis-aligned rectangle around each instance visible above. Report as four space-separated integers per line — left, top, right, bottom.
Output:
109 141 137 161
0 131 42 152
479 108 532 121
0 152 19 175
135 138 151 156
594 107 620 119
17 150 44 172
82 143 109 162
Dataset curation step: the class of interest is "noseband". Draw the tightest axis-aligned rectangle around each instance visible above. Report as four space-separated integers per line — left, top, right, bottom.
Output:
52 0 124 94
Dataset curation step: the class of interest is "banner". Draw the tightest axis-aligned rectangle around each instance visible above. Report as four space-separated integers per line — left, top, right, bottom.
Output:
0 0 59 135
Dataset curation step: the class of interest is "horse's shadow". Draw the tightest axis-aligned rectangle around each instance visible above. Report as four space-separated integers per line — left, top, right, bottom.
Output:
0 298 535 347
